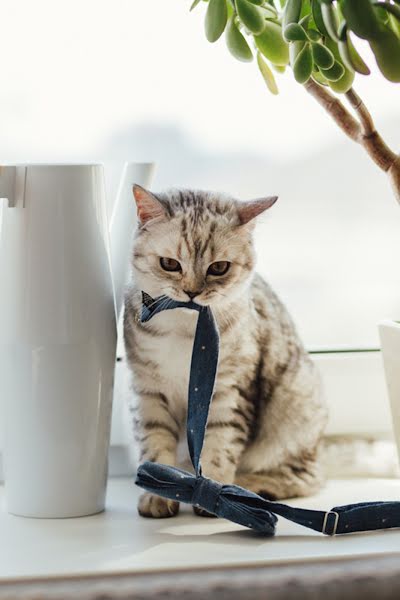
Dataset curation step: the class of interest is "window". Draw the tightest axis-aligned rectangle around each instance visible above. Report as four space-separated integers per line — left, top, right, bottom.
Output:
0 0 398 477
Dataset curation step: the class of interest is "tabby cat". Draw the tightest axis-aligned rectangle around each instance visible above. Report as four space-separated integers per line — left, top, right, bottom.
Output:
124 186 328 518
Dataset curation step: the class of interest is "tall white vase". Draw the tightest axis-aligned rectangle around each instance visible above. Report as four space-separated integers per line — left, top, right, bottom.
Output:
0 163 153 518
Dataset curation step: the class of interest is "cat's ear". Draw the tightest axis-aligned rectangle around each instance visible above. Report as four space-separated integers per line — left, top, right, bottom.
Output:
133 185 167 226
237 196 278 226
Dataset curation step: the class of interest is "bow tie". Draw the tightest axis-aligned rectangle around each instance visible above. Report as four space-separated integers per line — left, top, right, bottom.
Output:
135 293 400 536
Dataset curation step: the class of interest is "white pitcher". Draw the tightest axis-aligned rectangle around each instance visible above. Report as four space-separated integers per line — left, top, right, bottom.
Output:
0 162 155 517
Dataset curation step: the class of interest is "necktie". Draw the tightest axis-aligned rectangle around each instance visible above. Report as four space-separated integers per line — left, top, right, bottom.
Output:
136 293 400 536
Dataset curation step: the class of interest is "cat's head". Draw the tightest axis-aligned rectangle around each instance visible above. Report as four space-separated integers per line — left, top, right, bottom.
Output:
131 187 277 306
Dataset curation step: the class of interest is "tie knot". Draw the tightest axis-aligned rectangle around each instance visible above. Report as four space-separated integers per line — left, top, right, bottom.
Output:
192 476 223 516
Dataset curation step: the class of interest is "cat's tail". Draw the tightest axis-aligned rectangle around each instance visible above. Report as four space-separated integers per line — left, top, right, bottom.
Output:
320 435 399 479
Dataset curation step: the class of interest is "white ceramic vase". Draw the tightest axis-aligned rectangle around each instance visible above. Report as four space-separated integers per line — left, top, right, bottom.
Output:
379 320 400 465
0 162 154 518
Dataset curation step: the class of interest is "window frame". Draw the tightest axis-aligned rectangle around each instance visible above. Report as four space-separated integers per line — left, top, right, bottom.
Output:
0 348 393 483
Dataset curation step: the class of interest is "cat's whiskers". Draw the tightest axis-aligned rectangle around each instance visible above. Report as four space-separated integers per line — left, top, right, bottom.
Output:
147 293 168 309
213 291 244 331
211 289 228 300
155 296 174 313
139 294 171 329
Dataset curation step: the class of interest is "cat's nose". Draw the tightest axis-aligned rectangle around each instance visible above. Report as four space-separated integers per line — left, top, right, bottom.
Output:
184 290 201 300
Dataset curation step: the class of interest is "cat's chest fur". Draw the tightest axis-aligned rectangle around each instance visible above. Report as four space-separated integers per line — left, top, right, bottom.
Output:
140 308 197 400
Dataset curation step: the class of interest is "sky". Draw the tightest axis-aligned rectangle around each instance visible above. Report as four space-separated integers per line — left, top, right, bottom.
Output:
0 0 399 161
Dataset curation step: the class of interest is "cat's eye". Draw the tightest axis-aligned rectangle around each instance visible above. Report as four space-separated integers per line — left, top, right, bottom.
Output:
207 261 230 276
160 257 182 272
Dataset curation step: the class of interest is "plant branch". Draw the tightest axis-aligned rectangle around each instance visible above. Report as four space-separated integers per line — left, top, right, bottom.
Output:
345 88 375 136
304 79 361 142
304 79 400 202
345 88 397 173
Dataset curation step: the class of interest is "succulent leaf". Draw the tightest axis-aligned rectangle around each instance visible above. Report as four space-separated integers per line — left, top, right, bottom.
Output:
370 24 400 81
325 38 355 91
312 69 329 85
320 1 340 41
311 0 330 36
307 28 322 41
341 0 381 40
337 26 371 75
255 21 290 66
236 0 266 34
257 51 279 94
312 42 335 69
320 60 345 81
293 42 314 83
226 16 253 61
190 0 203 11
283 0 303 28
205 0 228 42
373 1 400 22
284 23 308 41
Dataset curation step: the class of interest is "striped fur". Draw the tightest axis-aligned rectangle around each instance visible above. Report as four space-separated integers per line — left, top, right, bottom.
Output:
124 189 328 518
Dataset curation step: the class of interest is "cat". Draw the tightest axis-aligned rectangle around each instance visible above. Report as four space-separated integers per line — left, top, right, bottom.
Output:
124 186 328 518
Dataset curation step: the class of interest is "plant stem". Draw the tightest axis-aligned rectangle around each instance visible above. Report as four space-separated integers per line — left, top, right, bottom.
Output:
345 88 375 136
304 79 400 203
345 88 397 173
304 79 361 142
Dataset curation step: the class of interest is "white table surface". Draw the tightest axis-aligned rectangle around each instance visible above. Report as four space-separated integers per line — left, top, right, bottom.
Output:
1 477 400 580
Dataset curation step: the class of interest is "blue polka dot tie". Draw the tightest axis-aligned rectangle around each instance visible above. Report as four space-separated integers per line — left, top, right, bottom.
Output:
135 292 400 536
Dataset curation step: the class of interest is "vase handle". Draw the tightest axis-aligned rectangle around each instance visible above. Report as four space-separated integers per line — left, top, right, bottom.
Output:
0 166 27 208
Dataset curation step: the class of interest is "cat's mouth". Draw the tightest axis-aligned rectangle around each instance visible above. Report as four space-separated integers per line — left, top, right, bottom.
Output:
167 288 223 307
169 293 210 307
184 296 209 306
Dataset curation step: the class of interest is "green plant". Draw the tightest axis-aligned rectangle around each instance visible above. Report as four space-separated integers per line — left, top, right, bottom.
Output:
190 0 400 201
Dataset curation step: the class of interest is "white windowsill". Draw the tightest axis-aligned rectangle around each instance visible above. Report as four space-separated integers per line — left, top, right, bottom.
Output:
1 477 400 581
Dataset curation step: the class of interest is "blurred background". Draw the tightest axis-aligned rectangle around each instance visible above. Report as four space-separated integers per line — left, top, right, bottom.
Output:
1 0 399 349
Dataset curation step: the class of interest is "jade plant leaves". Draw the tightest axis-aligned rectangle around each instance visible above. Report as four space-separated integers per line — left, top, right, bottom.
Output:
190 0 203 11
292 42 314 83
370 24 400 81
341 0 381 40
283 0 302 28
257 51 279 94
255 21 289 66
226 17 253 61
320 60 344 81
311 0 330 37
205 0 228 42
312 42 335 69
338 24 371 75
235 0 265 35
194 0 400 92
375 2 400 22
320 2 340 42
324 38 355 92
283 22 308 41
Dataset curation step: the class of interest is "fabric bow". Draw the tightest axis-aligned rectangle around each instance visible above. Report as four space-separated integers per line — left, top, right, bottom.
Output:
136 293 400 536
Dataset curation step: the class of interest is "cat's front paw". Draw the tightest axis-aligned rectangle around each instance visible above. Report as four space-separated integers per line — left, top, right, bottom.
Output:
193 505 218 518
138 493 179 518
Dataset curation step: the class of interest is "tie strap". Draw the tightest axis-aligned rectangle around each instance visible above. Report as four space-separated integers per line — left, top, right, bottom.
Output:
135 292 400 537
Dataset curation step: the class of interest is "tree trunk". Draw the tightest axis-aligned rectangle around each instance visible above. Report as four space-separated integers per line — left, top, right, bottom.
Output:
304 80 400 203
